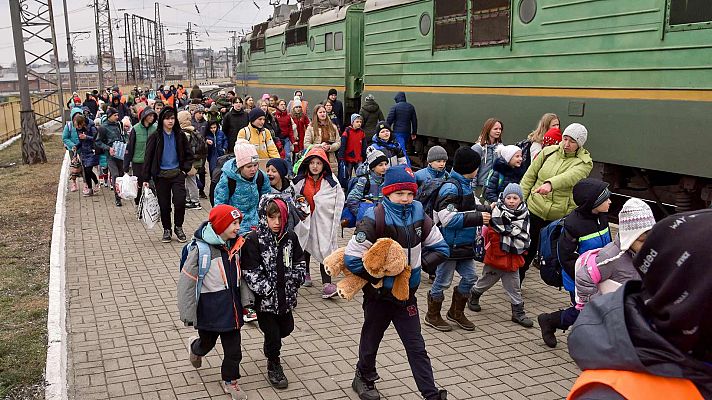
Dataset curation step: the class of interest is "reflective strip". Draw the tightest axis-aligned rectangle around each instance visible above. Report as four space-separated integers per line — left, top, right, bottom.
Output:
579 227 609 242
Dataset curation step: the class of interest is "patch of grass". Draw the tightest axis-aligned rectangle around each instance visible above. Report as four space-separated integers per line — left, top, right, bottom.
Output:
0 134 64 399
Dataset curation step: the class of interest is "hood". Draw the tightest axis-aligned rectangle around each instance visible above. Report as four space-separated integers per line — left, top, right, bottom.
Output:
568 281 712 398
177 110 194 131
492 156 526 179
139 107 157 124
257 194 289 238
297 146 331 176
573 178 609 213
70 107 84 120
371 133 397 147
361 99 380 112
394 92 406 103
193 221 225 245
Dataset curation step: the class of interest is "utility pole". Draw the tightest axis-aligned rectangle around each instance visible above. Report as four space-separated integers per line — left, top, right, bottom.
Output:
225 47 230 79
62 0 77 93
94 0 118 89
154 3 165 85
210 48 214 79
123 13 132 84
186 22 194 86
229 30 238 81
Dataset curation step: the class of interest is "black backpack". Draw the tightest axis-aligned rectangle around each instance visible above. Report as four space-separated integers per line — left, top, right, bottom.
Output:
415 178 462 218
189 130 208 159
209 154 266 206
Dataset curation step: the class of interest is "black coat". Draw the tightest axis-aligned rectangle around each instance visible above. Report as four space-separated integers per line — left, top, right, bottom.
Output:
221 108 249 151
143 129 194 181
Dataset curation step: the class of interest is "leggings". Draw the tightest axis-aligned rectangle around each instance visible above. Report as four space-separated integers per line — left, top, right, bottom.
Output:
83 166 99 189
303 252 330 283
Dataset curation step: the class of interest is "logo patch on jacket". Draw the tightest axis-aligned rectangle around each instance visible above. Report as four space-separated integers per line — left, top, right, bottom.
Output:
447 203 456 212
355 231 367 243
415 227 422 240
407 305 418 317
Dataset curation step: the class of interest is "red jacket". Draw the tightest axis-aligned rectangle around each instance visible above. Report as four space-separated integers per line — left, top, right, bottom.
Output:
292 114 310 153
275 109 295 143
483 227 525 272
339 127 367 163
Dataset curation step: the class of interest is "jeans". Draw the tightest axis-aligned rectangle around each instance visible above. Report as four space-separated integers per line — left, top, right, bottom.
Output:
430 259 478 301
107 157 123 190
471 265 523 305
83 166 98 189
357 296 439 399
155 172 186 230
394 131 411 166
283 138 293 163
256 311 294 361
191 329 242 381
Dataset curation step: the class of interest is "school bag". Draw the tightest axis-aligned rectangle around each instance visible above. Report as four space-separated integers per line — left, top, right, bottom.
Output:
189 130 208 159
340 174 373 228
578 248 622 296
209 154 265 206
415 177 462 218
538 218 566 288
177 238 212 326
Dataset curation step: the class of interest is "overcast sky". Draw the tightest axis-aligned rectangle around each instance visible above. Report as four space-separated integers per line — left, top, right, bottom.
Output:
0 0 275 67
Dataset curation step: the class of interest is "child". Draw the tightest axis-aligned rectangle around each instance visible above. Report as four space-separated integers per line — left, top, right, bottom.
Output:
484 145 525 203
180 205 248 400
292 146 345 298
468 183 534 328
178 110 205 210
541 126 562 148
339 113 368 182
538 178 612 348
345 149 388 221
266 158 294 196
242 195 306 389
205 120 228 176
415 145 448 187
368 121 407 167
344 165 450 400
574 198 655 308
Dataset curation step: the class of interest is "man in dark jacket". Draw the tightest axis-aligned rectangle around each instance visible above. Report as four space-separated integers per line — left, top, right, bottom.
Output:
110 95 131 122
143 107 194 243
359 94 385 136
96 107 126 207
123 107 157 205
327 88 344 131
83 92 99 119
386 92 418 166
221 97 249 152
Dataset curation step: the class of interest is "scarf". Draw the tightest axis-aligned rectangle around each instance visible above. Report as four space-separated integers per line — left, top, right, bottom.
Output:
490 201 530 255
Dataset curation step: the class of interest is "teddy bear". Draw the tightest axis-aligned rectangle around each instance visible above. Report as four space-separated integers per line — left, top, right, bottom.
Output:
323 238 411 301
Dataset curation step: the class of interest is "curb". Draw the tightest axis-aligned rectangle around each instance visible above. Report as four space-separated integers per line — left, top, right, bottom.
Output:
0 134 21 151
45 151 70 400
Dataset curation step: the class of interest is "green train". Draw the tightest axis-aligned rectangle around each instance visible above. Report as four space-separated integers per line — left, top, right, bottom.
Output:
236 0 712 209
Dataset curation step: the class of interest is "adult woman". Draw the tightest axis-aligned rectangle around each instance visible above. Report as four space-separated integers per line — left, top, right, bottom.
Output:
290 100 310 155
471 118 504 197
519 123 593 282
324 99 343 133
244 96 255 113
303 104 340 171
521 113 559 170
275 100 296 161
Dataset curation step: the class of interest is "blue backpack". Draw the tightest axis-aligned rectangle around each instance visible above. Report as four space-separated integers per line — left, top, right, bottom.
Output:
340 175 373 228
538 218 566 288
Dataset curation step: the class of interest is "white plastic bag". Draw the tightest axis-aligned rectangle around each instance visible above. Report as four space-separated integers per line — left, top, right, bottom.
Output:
117 173 138 200
140 187 160 229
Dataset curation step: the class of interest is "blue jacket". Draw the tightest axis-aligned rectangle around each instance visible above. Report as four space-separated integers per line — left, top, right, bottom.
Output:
369 134 407 167
433 170 490 259
415 166 448 187
214 158 271 235
344 198 449 303
484 157 526 203
77 124 99 167
206 126 228 172
346 171 384 216
62 108 83 151
386 92 418 135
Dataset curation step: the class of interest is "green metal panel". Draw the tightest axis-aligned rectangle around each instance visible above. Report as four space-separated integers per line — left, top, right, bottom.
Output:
345 3 365 99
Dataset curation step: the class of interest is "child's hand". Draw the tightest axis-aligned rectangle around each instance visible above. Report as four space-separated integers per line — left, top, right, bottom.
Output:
481 212 491 225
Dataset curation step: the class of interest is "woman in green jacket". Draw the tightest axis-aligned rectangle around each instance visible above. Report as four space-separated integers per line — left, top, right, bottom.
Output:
519 123 593 282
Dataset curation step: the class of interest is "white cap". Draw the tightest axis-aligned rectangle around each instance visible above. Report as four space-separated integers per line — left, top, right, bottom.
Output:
618 198 656 251
563 123 588 147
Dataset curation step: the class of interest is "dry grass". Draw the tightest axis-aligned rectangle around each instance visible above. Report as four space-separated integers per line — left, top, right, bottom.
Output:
0 133 64 399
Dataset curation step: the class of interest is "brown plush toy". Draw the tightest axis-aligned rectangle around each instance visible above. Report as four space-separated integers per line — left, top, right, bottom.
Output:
323 247 368 301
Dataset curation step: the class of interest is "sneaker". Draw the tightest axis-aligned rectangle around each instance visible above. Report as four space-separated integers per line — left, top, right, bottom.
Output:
267 359 288 389
82 186 93 197
115 195 122 207
70 181 78 192
161 229 172 243
199 190 207 199
322 283 338 299
192 201 202 210
175 226 187 243
222 380 248 400
352 371 380 400
185 202 197 209
187 336 202 368
243 307 257 323
303 274 313 287
93 184 101 194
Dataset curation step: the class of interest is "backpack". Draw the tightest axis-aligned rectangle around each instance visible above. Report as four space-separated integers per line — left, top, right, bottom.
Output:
340 174 373 228
189 130 208 159
415 178 462 218
209 154 266 206
515 139 533 170
292 144 314 175
177 238 212 326
538 218 566 288
372 204 437 274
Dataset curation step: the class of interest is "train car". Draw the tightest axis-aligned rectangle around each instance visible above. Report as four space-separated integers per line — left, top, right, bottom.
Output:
238 0 712 209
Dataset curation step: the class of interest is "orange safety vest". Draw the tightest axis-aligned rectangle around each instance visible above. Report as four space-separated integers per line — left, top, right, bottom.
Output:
568 370 703 400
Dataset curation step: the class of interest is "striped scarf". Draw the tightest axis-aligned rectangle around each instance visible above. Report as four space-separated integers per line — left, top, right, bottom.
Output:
490 201 531 255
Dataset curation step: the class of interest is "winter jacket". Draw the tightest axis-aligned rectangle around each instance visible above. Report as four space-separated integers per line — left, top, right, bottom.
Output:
359 98 385 136
96 119 126 155
567 281 712 399
484 229 524 272
484 157 526 203
237 123 280 159
559 179 612 292
206 126 228 172
386 92 417 135
62 108 83 151
110 99 131 121
332 99 344 132
274 109 295 143
222 108 249 151
123 108 157 171
177 222 244 331
368 134 407 167
471 142 501 187
434 170 490 259
159 90 175 108
415 166 448 187
214 159 271 236
241 197 307 315
303 122 341 169
77 124 99 168
142 128 194 181
344 197 449 303
520 144 593 222
83 98 99 119
291 113 310 153
328 111 343 134
191 116 207 135
346 171 384 216
339 127 367 163
574 237 640 307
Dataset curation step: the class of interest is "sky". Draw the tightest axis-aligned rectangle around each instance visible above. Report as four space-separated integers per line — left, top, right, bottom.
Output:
0 0 275 67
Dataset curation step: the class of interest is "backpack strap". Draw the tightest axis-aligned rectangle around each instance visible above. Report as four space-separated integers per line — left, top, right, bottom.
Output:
228 177 237 199
584 249 602 284
256 170 265 196
194 240 212 301
374 204 386 238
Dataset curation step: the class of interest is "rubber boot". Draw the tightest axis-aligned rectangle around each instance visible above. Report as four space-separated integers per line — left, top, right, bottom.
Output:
424 292 452 332
511 303 534 328
446 288 476 331
467 290 482 312
538 310 562 348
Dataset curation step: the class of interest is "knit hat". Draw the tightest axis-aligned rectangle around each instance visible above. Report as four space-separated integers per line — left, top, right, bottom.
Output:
618 198 656 251
328 88 337 96
502 183 524 200
427 145 448 163
266 158 291 179
105 107 117 118
121 116 132 129
452 147 481 175
381 165 417 196
365 94 374 102
498 145 522 164
375 121 391 133
234 139 259 168
249 108 266 123
592 186 612 209
194 105 205 113
209 204 243 235
366 149 388 170
292 96 302 109
542 127 562 147
562 123 588 147
350 113 363 125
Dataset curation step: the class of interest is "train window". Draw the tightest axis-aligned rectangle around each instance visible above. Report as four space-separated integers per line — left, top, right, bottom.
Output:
519 0 536 24
668 0 712 26
334 32 344 51
286 26 308 47
325 32 334 51
434 0 467 50
470 0 511 47
419 13 432 36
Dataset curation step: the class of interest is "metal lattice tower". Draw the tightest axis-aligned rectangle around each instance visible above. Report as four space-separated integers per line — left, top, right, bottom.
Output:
130 15 157 85
123 13 134 84
154 3 165 84
94 0 117 89
186 22 194 86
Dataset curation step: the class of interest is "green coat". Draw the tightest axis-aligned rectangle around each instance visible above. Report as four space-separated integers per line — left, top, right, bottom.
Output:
520 144 593 221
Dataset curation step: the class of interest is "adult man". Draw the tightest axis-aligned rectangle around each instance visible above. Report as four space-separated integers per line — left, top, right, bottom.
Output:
237 108 280 159
222 96 249 151
327 88 344 131
386 92 418 166
359 94 385 136
123 107 157 205
96 107 126 207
